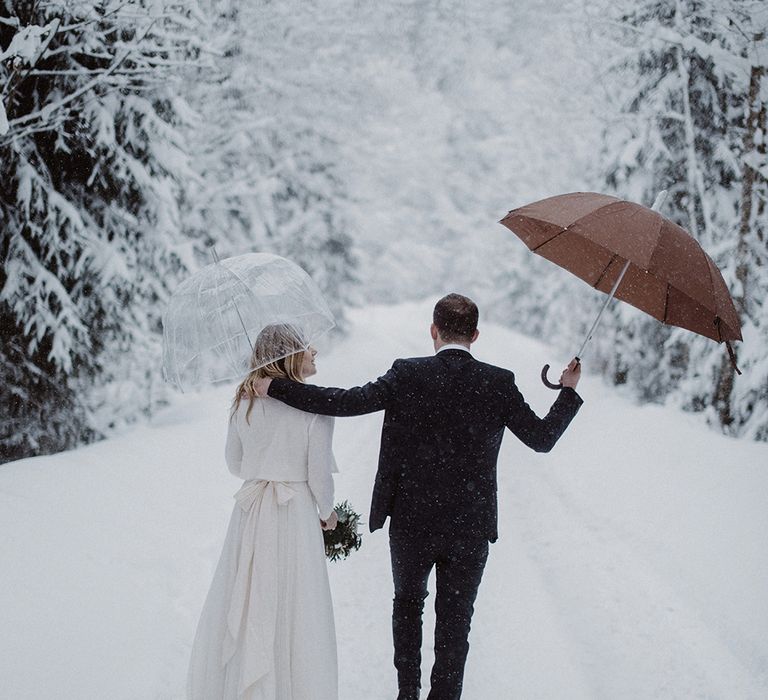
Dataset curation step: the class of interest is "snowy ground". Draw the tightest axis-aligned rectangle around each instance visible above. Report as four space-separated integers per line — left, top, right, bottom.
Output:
1 300 767 699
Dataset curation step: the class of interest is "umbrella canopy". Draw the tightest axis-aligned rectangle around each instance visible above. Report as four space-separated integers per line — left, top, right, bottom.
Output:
162 253 335 391
500 192 742 344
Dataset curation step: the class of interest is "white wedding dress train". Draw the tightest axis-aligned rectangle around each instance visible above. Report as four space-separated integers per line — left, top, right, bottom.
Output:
187 398 338 700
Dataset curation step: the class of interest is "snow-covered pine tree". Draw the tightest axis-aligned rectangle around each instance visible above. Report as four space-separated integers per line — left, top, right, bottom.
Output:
181 0 259 258
265 127 357 320
590 0 768 438
0 1 203 462
184 0 357 322
725 2 768 439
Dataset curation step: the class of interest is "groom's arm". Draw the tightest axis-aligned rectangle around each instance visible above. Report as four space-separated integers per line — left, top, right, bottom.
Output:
267 361 404 416
504 377 583 453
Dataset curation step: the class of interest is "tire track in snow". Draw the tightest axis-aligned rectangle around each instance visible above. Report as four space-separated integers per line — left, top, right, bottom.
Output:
499 460 766 699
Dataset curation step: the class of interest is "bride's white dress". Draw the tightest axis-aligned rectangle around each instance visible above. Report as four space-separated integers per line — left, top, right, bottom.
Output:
187 397 338 700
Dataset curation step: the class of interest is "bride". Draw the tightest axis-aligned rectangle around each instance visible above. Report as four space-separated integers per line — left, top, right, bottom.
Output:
187 325 339 700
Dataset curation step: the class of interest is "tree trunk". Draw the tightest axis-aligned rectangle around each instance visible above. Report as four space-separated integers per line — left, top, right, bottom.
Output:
713 60 765 428
736 63 766 315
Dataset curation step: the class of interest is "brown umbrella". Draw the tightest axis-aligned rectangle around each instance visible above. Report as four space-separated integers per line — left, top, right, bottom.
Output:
499 190 742 388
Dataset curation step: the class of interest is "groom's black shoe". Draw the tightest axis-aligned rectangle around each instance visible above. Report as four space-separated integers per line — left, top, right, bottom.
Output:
397 686 420 700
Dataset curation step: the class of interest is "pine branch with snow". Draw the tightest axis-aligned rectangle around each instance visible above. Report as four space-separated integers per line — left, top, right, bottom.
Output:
579 0 768 440
0 1 205 461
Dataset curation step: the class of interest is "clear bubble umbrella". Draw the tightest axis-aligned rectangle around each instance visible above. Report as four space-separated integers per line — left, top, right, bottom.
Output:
162 252 335 392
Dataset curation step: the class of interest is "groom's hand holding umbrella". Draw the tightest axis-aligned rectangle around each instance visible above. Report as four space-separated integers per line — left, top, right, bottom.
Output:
560 359 581 389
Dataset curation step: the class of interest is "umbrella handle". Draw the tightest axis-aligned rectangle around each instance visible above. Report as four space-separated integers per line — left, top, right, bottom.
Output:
540 364 563 390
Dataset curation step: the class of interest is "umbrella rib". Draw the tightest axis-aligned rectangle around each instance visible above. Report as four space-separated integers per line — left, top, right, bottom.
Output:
704 255 721 324
593 254 619 289
606 263 725 340
218 260 254 289
217 261 259 347
658 281 726 340
528 200 633 254
214 260 257 363
519 199 622 231
531 226 567 253
650 211 664 257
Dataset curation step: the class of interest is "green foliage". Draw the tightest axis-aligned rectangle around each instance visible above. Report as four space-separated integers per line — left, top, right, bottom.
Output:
323 500 363 563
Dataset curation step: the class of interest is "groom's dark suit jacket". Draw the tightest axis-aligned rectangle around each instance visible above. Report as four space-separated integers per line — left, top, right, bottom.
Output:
268 349 583 542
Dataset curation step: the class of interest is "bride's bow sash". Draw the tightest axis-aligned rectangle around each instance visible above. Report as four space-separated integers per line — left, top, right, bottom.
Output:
223 479 299 696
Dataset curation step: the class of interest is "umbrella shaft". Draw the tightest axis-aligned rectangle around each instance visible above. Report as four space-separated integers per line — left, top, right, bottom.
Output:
233 300 254 352
211 245 254 353
576 258 631 360
574 190 667 362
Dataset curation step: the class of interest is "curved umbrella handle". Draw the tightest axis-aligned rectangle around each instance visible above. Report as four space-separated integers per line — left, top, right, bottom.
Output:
540 364 563 390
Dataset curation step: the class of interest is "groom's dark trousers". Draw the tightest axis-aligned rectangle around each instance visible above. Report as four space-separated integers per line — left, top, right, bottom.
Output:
390 530 488 698
268 348 583 698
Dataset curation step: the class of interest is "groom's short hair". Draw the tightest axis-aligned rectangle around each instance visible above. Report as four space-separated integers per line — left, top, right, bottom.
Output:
433 293 478 342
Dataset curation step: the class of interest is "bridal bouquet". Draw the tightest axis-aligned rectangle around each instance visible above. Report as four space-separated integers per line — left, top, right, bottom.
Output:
323 501 362 562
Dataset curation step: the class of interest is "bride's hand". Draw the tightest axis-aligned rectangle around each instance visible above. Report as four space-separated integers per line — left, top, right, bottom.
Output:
320 511 338 531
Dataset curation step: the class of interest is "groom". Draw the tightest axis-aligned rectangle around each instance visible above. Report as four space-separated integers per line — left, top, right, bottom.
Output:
257 294 583 699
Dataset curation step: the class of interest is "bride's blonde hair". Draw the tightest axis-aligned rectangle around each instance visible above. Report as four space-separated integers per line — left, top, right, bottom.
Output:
232 324 307 423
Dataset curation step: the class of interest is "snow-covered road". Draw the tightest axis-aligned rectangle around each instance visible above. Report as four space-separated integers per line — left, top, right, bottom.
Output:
2 300 767 699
